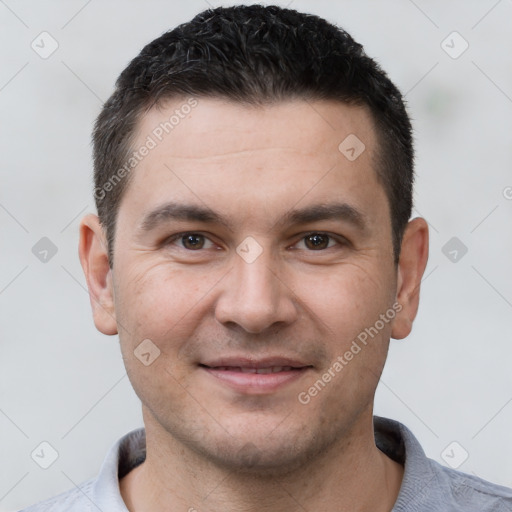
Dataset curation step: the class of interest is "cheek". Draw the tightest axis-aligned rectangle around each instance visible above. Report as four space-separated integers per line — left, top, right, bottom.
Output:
296 262 392 338
113 264 210 411
296 268 392 416
113 262 220 347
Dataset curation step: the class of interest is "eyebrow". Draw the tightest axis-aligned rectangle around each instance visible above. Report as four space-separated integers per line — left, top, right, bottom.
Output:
138 201 368 234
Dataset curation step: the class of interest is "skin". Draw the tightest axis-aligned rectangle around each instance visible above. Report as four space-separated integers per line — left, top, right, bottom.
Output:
79 98 429 512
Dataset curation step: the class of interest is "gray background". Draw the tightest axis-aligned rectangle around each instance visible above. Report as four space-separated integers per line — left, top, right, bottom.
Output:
1 0 511 510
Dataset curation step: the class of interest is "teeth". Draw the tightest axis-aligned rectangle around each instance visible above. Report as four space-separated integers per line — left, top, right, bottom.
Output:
213 366 296 373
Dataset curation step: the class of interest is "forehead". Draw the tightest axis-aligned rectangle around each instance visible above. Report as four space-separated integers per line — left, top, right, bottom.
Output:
135 97 377 161
120 98 387 233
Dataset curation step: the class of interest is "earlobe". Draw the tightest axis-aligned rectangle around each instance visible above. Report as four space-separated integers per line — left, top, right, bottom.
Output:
78 214 118 335
391 217 429 340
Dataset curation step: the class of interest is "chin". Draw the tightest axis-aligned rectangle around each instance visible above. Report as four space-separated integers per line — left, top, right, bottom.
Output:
186 423 332 478
208 443 308 477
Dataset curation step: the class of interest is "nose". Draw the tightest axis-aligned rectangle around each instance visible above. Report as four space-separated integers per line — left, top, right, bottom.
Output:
214 244 298 334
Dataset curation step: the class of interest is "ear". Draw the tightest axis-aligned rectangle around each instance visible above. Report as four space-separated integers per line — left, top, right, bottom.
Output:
391 217 429 340
78 214 118 335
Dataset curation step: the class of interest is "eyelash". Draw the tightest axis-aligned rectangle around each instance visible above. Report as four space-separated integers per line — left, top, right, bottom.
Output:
163 231 348 252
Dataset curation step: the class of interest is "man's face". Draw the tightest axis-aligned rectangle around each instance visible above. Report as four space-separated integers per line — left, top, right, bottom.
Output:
109 98 399 471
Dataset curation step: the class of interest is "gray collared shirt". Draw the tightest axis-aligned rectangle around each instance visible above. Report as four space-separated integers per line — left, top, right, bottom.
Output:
20 416 512 511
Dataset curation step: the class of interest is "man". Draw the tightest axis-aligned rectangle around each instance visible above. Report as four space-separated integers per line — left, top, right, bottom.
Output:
22 4 512 511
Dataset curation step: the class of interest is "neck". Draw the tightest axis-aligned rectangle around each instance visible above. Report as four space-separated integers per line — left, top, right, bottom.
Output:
120 412 404 512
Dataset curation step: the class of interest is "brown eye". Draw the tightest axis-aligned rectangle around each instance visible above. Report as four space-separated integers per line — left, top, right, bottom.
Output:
181 234 206 250
304 233 331 250
163 232 218 254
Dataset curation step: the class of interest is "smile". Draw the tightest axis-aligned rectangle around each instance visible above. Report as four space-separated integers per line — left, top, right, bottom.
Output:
199 359 312 394
208 366 297 374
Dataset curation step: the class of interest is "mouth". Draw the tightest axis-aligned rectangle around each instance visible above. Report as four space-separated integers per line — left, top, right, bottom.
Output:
198 358 313 394
206 365 299 374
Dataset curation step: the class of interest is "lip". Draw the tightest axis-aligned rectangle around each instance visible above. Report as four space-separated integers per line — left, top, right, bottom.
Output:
201 357 310 369
199 357 312 394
